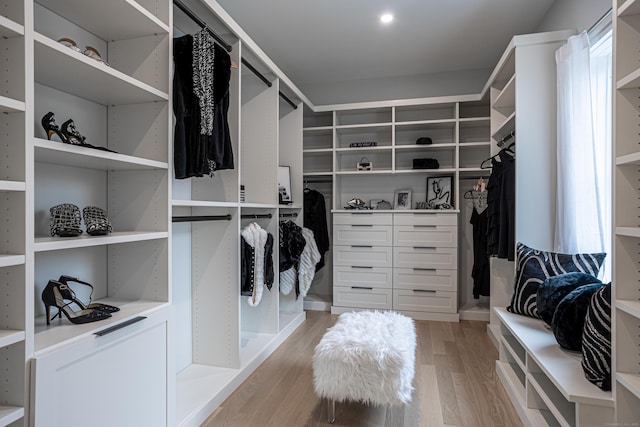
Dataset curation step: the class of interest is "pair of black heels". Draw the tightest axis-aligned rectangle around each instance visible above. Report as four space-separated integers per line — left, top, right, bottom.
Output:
41 112 115 153
41 275 120 325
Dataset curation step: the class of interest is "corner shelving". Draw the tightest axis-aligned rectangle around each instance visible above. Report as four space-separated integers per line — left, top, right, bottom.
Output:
615 0 640 423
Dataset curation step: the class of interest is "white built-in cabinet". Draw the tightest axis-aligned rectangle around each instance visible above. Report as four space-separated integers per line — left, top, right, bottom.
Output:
613 0 640 422
302 99 492 320
170 2 305 426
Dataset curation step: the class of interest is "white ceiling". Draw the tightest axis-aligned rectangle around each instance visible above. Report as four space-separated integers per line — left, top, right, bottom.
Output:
215 0 557 105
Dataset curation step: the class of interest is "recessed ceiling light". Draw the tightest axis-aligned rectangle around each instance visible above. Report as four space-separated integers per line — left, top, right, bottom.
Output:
380 13 393 24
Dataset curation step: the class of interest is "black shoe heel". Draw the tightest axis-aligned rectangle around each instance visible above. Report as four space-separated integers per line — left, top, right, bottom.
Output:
60 119 116 153
57 275 120 313
41 112 68 143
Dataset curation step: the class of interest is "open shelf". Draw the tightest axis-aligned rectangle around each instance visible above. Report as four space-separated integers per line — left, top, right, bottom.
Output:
617 67 640 90
0 95 25 114
616 227 640 238
34 33 168 106
36 0 169 40
0 405 24 427
0 254 25 268
616 299 640 317
493 74 516 110
334 146 392 153
239 203 279 209
172 200 238 208
34 138 168 171
303 148 333 154
619 0 640 17
34 299 169 353
616 152 640 165
335 122 392 130
240 331 276 368
0 180 25 192
394 143 457 150
618 373 640 398
303 125 333 132
0 15 24 38
34 231 168 252
492 112 516 141
0 330 25 348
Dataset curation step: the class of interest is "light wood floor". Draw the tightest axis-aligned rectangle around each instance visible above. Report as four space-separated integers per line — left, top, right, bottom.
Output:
202 310 523 427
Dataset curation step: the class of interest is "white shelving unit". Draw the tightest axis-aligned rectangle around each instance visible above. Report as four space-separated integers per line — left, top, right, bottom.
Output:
614 0 640 423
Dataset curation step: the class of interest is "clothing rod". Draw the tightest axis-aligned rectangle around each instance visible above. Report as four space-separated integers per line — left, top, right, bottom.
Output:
240 58 297 109
279 213 298 218
173 0 232 52
172 214 232 223
588 8 612 35
241 213 273 219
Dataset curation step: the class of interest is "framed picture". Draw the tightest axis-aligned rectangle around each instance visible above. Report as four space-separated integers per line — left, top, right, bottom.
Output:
426 175 454 209
278 166 292 204
394 189 412 210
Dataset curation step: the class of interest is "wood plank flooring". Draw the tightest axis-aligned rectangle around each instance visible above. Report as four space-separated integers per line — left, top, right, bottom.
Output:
202 311 522 427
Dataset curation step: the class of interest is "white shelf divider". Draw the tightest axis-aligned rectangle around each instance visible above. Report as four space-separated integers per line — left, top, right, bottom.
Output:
616 227 640 238
618 373 640 399
34 231 168 252
0 15 24 38
0 181 25 192
616 299 640 317
172 200 238 208
616 152 640 166
0 95 25 114
0 330 25 348
492 112 516 141
0 254 25 268
617 68 640 90
619 0 640 17
493 74 516 110
0 405 24 427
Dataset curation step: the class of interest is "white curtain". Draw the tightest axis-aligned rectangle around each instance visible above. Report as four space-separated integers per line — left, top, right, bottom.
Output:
555 30 611 279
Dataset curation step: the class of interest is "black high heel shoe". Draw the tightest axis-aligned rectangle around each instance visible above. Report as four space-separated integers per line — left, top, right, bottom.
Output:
60 119 116 153
41 280 112 325
57 275 120 314
41 112 68 143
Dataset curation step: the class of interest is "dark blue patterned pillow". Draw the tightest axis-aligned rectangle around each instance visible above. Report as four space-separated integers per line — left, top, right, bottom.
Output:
551 283 603 351
536 272 602 327
507 243 606 318
582 283 611 391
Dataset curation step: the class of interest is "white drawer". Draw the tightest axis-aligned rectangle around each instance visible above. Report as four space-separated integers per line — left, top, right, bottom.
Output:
393 268 457 292
334 245 393 267
393 212 457 226
334 286 392 309
333 224 392 246
393 290 457 313
334 212 393 225
393 225 457 247
393 246 457 270
334 265 392 289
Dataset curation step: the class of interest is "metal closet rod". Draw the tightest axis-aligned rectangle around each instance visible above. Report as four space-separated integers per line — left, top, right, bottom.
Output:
279 212 298 218
241 59 297 110
241 213 273 219
173 0 298 110
172 214 232 222
173 0 232 52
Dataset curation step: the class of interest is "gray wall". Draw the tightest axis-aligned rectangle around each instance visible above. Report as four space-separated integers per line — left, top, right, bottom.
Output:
535 0 610 33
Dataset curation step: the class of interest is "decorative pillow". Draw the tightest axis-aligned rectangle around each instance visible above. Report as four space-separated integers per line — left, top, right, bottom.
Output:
507 243 606 318
536 272 602 327
551 283 604 351
582 283 612 391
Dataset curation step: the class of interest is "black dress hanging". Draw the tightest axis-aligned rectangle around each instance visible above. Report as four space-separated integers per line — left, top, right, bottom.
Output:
303 189 330 271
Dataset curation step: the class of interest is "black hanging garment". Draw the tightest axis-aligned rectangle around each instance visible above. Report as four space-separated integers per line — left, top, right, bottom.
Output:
470 191 490 299
172 32 234 179
279 221 306 297
486 158 503 257
303 189 330 271
497 149 516 261
240 223 274 307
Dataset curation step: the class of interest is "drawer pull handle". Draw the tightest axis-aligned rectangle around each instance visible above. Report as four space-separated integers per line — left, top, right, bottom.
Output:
94 316 147 337
351 286 373 290
413 225 437 229
351 224 373 227
413 268 436 272
413 289 436 293
351 245 373 248
413 246 436 250
351 266 373 269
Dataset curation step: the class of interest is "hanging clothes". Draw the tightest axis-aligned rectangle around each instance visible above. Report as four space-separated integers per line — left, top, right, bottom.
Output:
279 220 307 297
240 222 274 307
173 32 234 179
486 157 504 257
470 190 490 299
497 149 516 261
303 188 330 271
298 228 321 298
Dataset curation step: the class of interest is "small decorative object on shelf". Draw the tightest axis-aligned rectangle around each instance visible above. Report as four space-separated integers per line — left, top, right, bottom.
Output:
344 198 370 210
349 141 377 148
394 189 412 210
240 184 246 203
416 137 432 145
375 200 392 210
357 157 372 171
415 201 429 210
278 166 292 204
369 199 381 209
426 175 454 209
412 158 439 169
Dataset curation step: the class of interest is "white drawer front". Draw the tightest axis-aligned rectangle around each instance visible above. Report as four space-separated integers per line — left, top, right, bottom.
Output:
334 212 392 225
334 245 393 267
393 290 457 313
334 265 392 289
334 286 392 309
393 213 457 226
393 268 457 292
394 225 457 247
393 246 457 270
334 224 393 246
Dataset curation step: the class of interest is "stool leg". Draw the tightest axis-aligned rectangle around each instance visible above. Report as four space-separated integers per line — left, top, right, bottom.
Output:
328 399 335 424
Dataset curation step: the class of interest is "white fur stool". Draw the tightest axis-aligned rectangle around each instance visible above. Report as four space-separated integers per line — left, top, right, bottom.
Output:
312 310 416 423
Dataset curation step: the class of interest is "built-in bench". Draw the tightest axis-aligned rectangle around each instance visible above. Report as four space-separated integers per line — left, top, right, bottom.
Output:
494 307 613 427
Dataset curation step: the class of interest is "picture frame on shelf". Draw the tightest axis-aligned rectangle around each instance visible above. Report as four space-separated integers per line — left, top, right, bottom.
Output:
394 189 412 210
278 166 292 205
426 175 454 209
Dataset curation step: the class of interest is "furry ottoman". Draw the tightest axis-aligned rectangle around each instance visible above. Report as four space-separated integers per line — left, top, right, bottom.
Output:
312 311 416 422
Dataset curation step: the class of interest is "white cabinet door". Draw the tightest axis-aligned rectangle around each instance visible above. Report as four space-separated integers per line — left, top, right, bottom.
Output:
30 309 170 427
